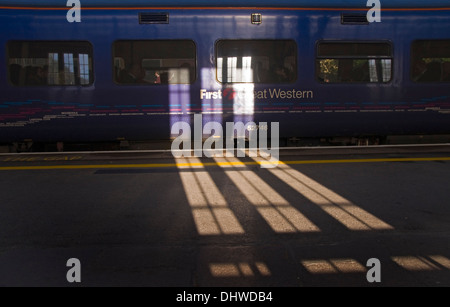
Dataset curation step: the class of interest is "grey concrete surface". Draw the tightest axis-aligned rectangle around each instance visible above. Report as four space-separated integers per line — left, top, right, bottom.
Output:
0 146 449 288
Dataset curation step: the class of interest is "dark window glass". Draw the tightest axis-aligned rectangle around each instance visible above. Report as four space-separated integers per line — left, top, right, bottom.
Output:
216 40 297 84
8 41 93 86
113 40 196 85
316 42 392 83
411 40 450 82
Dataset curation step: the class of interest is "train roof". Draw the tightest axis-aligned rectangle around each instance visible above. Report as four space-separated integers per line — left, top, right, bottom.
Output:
0 0 449 9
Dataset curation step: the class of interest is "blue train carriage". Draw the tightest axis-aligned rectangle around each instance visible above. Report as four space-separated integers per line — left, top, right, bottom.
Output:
0 0 450 149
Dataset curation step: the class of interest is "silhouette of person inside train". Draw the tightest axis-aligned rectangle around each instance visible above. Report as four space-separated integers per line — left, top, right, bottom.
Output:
159 72 171 84
412 59 443 82
352 61 370 82
271 64 291 82
25 66 48 85
154 71 161 84
338 60 354 82
120 63 145 83
39 65 48 84
25 66 39 85
412 59 427 81
417 61 442 82
337 60 370 82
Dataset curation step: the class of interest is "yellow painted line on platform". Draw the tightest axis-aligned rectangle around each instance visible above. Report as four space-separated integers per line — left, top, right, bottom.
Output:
0 161 250 171
284 157 450 164
0 156 449 171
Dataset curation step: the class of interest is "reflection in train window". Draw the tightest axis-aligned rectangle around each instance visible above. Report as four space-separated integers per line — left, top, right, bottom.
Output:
316 41 392 83
113 40 196 85
216 40 297 84
411 40 450 82
7 41 93 86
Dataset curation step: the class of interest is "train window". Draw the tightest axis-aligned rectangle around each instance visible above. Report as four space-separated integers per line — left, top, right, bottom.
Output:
316 41 392 83
411 40 450 82
112 40 196 85
7 41 93 86
216 40 297 84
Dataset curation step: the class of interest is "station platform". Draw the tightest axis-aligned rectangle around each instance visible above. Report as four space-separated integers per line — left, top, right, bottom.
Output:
0 144 449 288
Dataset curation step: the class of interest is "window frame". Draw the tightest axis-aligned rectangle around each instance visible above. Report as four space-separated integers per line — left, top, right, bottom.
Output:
410 39 450 83
215 39 298 84
6 40 94 87
315 40 394 84
112 39 197 86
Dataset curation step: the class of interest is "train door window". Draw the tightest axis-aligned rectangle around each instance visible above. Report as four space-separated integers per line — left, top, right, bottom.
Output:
411 40 450 82
7 41 93 86
216 40 297 84
112 40 196 85
316 41 392 83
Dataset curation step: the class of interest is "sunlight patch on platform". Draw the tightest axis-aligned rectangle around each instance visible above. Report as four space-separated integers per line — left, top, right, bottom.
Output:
210 262 271 277
214 157 320 233
177 157 244 236
301 258 367 274
392 255 450 271
253 157 394 231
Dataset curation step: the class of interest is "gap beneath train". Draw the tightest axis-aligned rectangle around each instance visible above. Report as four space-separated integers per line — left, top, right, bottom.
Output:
1 134 450 153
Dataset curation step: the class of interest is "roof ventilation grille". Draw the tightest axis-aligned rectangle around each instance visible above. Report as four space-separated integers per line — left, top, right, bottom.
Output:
341 13 369 25
139 12 169 24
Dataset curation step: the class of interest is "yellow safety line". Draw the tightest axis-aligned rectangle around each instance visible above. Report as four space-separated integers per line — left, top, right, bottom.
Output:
0 156 449 171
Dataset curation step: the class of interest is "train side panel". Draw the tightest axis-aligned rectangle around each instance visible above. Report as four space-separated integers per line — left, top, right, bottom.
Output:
1 7 450 144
